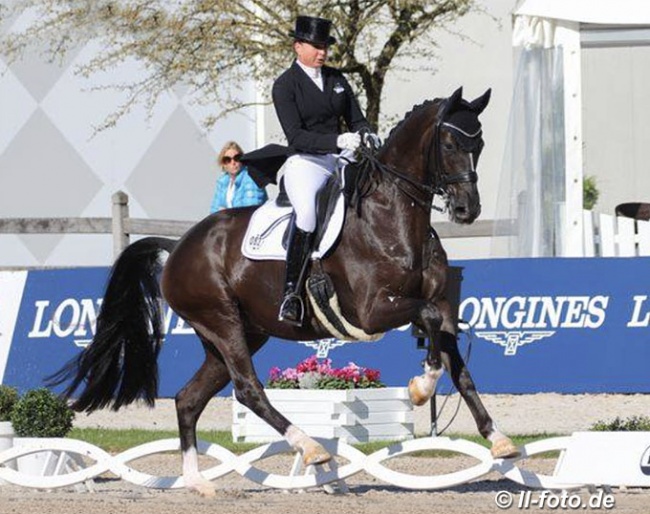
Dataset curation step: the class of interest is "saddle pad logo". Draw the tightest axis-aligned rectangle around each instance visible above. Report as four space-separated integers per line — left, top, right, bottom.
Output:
242 195 346 261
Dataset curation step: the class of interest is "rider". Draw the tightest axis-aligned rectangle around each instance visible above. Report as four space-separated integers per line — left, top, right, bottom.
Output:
272 15 378 326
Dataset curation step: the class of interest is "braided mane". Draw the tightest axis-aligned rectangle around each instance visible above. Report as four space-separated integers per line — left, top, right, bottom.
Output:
383 99 440 147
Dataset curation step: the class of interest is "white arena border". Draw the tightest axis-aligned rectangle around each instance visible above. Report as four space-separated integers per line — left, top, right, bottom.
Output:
0 435 583 491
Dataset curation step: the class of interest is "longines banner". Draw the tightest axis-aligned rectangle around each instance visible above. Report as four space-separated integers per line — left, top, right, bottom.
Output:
1 258 649 395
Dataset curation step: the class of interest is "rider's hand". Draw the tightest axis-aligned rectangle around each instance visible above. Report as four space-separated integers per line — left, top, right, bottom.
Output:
362 132 382 150
336 132 361 151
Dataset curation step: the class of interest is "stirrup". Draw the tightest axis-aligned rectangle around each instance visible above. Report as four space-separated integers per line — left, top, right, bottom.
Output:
278 293 305 326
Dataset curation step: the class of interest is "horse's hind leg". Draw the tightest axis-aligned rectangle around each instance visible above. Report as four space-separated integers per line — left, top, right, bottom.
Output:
439 331 519 459
192 315 332 467
175 338 233 497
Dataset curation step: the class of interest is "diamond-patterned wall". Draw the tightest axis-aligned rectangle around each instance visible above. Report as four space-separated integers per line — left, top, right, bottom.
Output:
0 15 257 267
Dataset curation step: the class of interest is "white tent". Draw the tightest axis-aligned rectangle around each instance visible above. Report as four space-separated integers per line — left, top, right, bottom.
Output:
499 1 650 256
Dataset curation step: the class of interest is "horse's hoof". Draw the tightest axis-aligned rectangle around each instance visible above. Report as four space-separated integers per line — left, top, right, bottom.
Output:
302 443 332 466
491 437 520 459
408 377 430 406
187 481 216 498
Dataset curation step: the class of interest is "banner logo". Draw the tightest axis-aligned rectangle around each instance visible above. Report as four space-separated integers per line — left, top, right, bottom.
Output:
27 298 195 348
475 331 555 356
461 295 609 356
296 338 351 358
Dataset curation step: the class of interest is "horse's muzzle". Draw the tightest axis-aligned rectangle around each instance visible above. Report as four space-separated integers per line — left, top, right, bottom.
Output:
449 195 481 224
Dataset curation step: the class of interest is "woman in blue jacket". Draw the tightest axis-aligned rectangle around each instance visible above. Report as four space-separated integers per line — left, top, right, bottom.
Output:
210 141 268 213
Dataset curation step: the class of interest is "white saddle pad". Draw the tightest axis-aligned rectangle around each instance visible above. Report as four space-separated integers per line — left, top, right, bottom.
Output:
242 194 346 261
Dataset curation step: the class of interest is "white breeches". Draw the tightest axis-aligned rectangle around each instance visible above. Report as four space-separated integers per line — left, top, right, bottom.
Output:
283 153 342 232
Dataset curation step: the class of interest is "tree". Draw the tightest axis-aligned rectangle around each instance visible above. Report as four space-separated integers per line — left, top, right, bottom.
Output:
0 1 479 131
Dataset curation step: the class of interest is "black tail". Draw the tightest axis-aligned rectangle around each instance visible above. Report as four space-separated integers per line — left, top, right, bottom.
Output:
47 236 178 412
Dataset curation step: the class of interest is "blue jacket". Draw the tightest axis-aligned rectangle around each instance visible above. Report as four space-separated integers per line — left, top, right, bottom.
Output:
210 167 268 213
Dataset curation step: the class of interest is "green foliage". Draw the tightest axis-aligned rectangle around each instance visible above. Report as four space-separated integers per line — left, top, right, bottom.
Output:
0 385 19 422
583 175 600 210
266 378 300 389
591 415 650 432
10 388 75 437
69 428 259 455
314 375 385 390
68 428 558 458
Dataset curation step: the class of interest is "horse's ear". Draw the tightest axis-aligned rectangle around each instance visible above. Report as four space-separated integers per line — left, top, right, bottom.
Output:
449 87 463 107
438 87 463 122
470 88 491 114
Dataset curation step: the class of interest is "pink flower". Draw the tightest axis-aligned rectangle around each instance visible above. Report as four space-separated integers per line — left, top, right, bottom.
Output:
296 355 319 373
317 358 332 375
267 356 383 389
365 369 381 382
282 367 299 380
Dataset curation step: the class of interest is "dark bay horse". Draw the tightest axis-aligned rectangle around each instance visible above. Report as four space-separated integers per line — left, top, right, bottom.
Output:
50 87 517 496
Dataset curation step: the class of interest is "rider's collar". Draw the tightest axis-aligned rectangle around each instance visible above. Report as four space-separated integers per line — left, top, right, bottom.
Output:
295 59 322 79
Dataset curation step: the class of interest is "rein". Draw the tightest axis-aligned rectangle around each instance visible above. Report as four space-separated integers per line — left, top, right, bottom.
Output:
353 146 436 213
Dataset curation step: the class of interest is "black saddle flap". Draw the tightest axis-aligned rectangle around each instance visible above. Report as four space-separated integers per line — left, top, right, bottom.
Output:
276 177 291 208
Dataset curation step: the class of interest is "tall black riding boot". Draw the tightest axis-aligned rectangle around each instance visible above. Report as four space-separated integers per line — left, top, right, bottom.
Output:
278 227 313 326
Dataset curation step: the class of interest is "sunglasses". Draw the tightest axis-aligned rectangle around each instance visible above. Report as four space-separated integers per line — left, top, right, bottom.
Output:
222 153 242 165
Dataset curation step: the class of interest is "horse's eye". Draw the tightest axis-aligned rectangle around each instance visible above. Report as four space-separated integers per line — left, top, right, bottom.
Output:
443 142 455 151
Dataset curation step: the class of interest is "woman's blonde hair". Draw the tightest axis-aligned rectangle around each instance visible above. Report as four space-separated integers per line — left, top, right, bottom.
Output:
218 141 244 169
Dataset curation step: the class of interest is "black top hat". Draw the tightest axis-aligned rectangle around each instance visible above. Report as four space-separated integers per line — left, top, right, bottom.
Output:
289 15 336 46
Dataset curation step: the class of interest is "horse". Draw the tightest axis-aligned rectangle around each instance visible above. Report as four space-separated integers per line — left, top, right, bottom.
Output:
49 87 518 497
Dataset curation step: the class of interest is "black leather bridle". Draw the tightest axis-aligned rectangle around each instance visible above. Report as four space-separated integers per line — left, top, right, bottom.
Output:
353 101 483 214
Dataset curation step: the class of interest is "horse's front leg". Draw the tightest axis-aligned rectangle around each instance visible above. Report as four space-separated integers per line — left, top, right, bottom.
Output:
356 295 446 405
408 302 445 406
438 331 519 458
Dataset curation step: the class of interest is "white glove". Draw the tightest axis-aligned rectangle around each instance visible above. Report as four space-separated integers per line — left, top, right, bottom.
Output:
337 132 361 151
363 132 382 150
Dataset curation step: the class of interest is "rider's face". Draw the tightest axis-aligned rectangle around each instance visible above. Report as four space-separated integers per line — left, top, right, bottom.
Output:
294 41 328 68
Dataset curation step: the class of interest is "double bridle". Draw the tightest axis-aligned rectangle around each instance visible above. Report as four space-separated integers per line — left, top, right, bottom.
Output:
353 108 482 214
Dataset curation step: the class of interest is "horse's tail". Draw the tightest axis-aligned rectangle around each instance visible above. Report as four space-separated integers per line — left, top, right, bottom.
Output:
47 236 178 412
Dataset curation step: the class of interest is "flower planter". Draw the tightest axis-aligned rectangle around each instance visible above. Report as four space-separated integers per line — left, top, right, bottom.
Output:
232 387 414 444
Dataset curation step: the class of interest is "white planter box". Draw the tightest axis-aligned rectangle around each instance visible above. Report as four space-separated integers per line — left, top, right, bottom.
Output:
232 387 414 444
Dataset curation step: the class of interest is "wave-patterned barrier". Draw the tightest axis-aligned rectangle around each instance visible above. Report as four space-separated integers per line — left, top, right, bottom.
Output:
0 436 583 491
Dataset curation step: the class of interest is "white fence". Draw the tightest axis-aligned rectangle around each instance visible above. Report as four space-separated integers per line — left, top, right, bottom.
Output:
1 433 650 491
583 210 650 257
